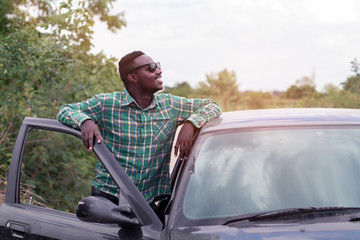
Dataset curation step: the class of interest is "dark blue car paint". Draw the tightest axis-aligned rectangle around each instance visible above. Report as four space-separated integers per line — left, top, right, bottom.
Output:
170 222 360 240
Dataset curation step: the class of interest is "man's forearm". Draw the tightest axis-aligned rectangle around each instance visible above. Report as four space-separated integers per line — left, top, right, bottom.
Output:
56 103 92 129
186 100 222 128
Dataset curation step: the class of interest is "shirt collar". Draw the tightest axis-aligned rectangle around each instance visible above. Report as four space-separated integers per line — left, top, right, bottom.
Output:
122 88 157 110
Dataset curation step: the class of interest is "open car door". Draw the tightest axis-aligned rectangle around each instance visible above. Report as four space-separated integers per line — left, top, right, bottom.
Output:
0 117 162 240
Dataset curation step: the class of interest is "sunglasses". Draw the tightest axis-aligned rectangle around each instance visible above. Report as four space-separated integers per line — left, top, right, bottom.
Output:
129 62 161 73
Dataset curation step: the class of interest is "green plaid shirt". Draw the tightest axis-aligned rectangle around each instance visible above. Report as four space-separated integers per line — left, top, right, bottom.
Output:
57 89 221 203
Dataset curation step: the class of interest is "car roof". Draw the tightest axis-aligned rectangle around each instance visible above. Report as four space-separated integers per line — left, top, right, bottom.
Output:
203 108 360 133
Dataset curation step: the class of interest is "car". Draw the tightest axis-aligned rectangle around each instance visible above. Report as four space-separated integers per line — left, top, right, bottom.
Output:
1 108 360 239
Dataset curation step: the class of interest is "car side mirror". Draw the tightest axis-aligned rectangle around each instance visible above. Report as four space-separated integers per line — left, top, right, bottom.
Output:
76 196 140 228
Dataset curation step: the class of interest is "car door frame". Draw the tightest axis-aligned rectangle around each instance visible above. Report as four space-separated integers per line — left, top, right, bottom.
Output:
1 117 162 239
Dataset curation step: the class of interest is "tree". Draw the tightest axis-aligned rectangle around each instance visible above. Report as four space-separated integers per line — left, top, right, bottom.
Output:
284 75 317 99
342 76 360 94
284 85 303 99
193 69 241 111
163 81 193 97
2 0 126 52
0 0 14 33
323 83 340 95
0 26 75 206
242 91 271 109
0 0 126 207
341 58 360 94
351 58 360 75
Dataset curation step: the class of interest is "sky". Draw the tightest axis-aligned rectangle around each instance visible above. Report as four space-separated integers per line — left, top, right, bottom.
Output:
91 0 360 92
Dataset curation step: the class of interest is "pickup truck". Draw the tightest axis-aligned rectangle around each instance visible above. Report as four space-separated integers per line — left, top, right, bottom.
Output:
2 109 360 239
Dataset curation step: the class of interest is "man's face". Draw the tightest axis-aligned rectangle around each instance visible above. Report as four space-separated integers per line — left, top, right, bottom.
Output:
129 55 163 93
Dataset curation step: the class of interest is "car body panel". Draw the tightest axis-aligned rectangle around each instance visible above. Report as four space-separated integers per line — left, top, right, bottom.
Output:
203 108 360 133
170 222 360 240
0 203 121 239
165 108 360 238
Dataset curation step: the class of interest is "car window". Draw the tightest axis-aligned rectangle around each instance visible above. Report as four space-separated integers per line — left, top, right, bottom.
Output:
20 128 97 213
183 127 360 220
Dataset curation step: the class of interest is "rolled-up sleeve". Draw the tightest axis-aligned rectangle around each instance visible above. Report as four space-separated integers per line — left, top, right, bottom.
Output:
56 94 104 129
169 95 222 128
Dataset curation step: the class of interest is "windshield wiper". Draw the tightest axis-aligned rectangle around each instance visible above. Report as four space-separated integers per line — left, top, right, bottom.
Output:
224 207 360 225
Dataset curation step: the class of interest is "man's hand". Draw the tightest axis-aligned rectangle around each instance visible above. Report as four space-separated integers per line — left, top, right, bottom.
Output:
81 119 103 150
174 121 196 160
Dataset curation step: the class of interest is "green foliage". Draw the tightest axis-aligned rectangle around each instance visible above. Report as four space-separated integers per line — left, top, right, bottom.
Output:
21 130 97 212
0 27 120 208
317 90 360 108
283 76 317 99
164 65 360 112
284 85 303 99
342 75 360 94
88 0 126 32
350 58 360 75
163 81 193 97
192 69 242 111
68 53 123 99
341 58 360 94
0 27 74 190
241 91 272 110
0 0 124 207
284 84 317 99
0 0 14 33
1 27 72 116
2 0 126 52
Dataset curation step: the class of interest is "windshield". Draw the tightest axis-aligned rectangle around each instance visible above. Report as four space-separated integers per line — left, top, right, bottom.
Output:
183 127 360 220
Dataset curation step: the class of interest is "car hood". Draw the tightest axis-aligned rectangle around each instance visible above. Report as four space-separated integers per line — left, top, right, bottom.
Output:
170 221 360 239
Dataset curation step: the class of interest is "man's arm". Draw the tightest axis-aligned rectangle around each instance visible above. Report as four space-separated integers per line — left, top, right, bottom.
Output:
80 119 103 150
57 95 104 150
171 96 222 160
173 121 196 160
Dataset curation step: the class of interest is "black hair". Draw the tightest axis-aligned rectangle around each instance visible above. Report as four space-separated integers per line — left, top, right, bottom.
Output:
118 51 145 85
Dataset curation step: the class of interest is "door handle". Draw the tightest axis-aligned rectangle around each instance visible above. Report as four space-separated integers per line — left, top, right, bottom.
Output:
6 221 30 239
